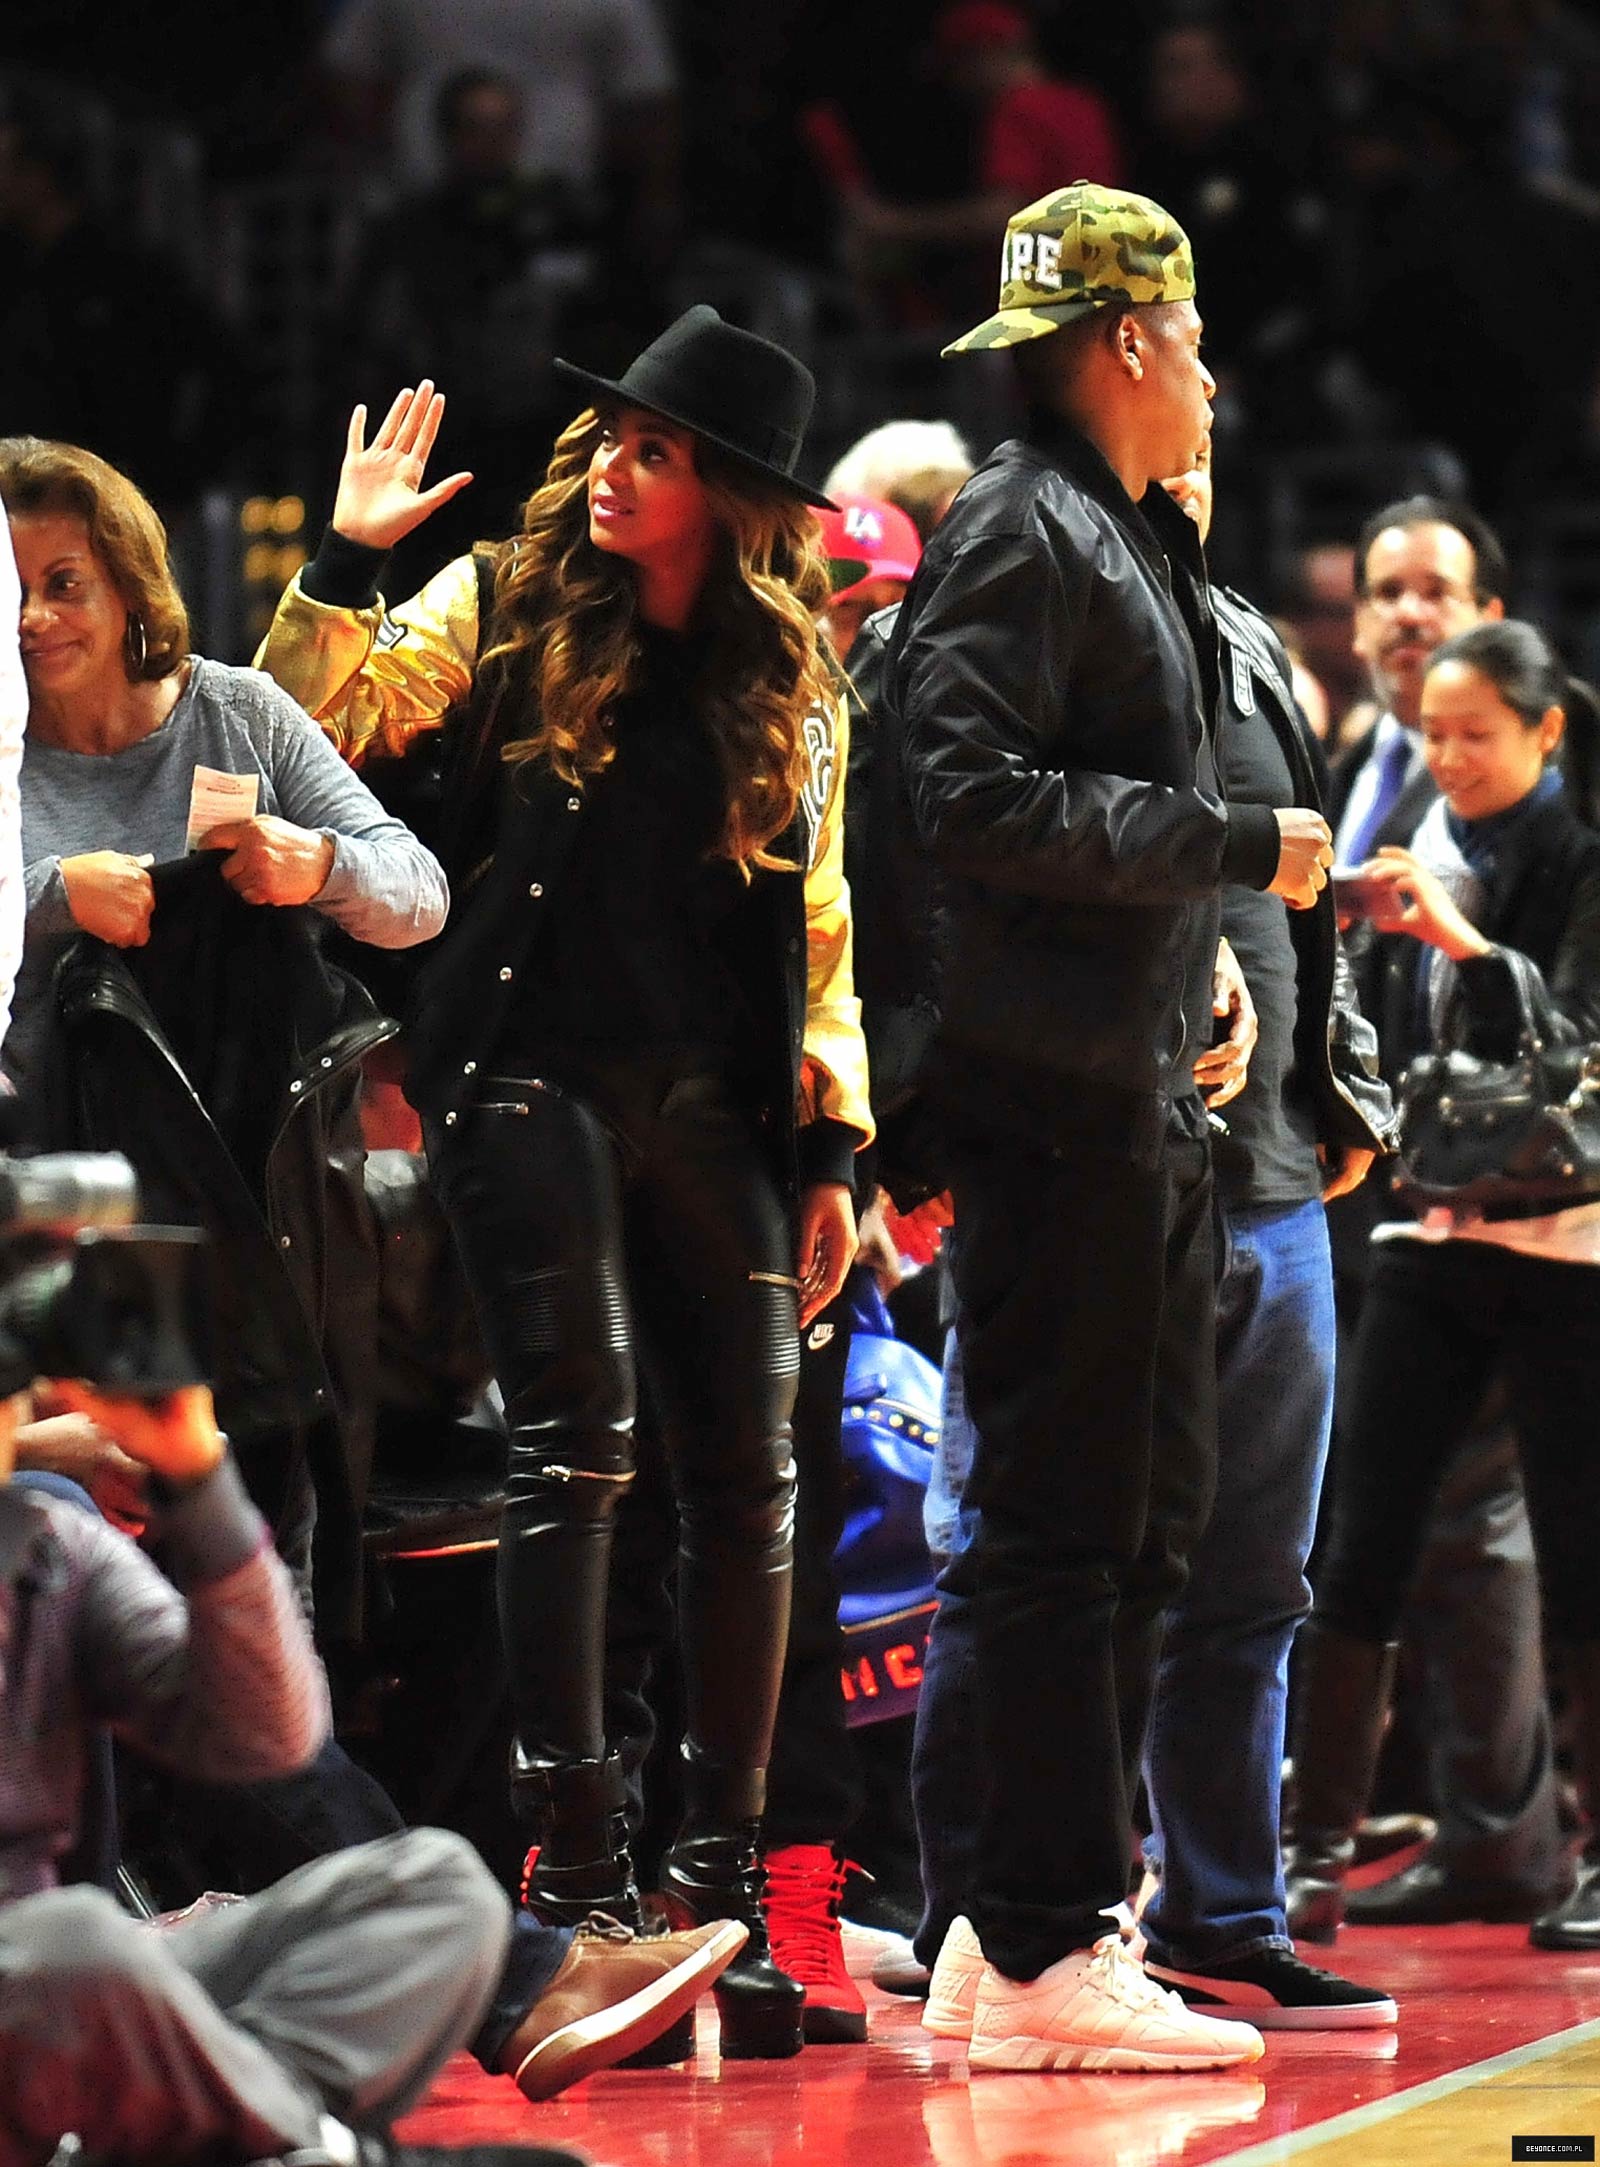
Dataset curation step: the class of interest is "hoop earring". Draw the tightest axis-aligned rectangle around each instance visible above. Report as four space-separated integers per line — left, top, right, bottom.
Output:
123 615 148 678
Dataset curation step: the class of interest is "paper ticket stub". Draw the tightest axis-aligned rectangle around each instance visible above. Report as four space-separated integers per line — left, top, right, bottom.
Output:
186 766 260 851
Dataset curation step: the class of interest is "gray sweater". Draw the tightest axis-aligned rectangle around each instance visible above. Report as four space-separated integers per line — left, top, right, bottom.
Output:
0 1461 329 1904
15 658 447 1073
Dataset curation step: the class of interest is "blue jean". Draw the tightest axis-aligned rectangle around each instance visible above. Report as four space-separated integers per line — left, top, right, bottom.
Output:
1140 1199 1334 1964
911 1198 1334 1970
909 1339 982 1966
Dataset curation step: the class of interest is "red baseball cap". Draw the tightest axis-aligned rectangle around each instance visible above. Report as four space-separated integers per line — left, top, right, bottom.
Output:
817 495 922 597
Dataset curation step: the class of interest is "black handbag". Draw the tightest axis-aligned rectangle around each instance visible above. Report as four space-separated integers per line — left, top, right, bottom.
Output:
1397 949 1600 1213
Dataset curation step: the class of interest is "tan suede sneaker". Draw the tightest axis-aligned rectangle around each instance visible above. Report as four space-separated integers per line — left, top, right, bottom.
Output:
498 1913 747 2101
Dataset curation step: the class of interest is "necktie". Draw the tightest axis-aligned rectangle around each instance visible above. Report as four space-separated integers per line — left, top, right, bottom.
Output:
1342 731 1414 865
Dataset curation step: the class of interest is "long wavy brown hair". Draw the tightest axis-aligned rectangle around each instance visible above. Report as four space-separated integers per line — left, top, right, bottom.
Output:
477 408 836 869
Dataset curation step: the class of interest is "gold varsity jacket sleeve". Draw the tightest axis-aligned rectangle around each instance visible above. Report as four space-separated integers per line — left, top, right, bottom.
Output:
255 555 482 768
799 690 875 1153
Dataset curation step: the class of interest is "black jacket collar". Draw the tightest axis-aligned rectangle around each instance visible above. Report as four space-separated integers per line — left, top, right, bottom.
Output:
1023 407 1205 588
1482 788 1595 926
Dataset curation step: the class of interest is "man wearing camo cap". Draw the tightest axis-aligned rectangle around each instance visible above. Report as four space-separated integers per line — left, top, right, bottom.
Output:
886 182 1334 2072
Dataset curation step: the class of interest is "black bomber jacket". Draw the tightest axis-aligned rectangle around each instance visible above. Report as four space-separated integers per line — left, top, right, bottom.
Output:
888 412 1283 1109
37 855 390 1638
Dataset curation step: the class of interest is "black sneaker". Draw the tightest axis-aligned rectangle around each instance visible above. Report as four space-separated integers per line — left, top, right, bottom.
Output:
1142 1947 1398 2031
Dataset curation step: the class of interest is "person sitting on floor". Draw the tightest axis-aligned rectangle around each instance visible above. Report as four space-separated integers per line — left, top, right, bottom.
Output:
0 1376 746 2167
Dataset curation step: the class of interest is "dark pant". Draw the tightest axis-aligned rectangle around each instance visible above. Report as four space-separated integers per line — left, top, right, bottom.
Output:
1318 1237 1600 1648
429 1058 798 1790
942 1104 1218 1979
1328 1187 1563 1887
1391 1421 1563 1886
765 1271 863 1849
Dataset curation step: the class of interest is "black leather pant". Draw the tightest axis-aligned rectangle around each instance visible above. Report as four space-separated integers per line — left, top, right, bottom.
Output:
428 1057 798 1789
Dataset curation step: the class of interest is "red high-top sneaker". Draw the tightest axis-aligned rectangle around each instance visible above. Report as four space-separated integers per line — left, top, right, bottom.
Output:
762 1845 868 2044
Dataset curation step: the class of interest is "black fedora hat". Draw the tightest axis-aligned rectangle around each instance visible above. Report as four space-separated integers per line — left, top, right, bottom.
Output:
553 304 836 511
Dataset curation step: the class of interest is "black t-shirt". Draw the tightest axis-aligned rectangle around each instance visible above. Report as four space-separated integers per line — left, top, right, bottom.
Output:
499 628 750 1072
1215 678 1323 1210
1166 556 1229 1082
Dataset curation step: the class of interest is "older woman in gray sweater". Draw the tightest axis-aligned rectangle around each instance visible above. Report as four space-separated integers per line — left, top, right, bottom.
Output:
1 434 447 1081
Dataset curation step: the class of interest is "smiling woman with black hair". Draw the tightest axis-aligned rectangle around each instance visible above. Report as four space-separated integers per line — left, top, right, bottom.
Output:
260 307 872 2061
1286 619 1600 1953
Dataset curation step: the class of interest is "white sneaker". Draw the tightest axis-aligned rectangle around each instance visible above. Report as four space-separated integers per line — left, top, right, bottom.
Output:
968 1931 1267 2073
923 1914 985 2039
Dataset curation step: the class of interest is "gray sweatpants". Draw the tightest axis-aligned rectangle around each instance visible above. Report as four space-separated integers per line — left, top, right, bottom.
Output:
0 1829 511 2167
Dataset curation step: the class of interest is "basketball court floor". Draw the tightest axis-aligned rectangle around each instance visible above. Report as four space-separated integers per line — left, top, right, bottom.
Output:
398 1916 1600 2167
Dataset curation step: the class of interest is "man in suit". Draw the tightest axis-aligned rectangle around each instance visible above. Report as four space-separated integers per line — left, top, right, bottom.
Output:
1298 496 1572 1932
1330 499 1506 867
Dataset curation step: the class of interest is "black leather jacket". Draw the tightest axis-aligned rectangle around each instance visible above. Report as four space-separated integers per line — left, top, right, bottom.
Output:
887 413 1281 1111
1211 584 1395 1155
37 857 393 1638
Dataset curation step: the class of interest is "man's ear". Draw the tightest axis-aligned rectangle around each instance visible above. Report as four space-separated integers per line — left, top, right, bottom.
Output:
1483 594 1507 622
1114 310 1145 382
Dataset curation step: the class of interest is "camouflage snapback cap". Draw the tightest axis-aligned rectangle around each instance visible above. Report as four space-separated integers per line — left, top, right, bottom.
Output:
945 182 1196 355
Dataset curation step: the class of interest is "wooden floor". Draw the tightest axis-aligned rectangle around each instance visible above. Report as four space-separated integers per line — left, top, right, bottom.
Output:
396 1918 1600 2167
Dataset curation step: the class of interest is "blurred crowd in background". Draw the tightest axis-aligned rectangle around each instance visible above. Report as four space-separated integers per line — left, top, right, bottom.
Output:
5 0 1600 748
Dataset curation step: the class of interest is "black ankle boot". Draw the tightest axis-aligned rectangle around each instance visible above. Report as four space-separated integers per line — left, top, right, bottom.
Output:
1283 1624 1399 1944
515 1754 696 2065
1531 1642 1600 1950
661 1757 803 2060
1531 1858 1600 1949
512 1752 644 1932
